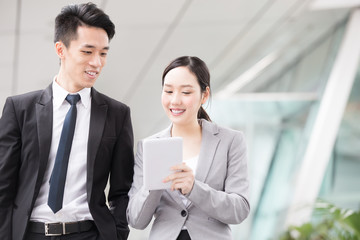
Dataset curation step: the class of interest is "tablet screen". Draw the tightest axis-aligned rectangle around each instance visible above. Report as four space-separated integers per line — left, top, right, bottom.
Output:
143 137 183 190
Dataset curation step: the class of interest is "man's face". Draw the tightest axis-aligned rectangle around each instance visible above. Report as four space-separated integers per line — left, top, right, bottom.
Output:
58 25 109 92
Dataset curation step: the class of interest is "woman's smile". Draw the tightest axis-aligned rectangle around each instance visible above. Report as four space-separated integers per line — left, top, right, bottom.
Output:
170 108 186 116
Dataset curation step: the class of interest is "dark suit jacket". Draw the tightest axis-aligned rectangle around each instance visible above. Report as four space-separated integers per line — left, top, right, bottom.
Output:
0 84 134 240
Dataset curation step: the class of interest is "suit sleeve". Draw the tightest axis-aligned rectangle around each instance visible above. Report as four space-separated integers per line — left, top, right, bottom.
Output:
0 97 22 240
187 131 250 224
107 106 135 240
126 140 163 229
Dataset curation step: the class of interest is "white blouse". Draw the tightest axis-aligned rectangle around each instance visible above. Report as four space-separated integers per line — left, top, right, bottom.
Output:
179 155 199 230
179 155 199 207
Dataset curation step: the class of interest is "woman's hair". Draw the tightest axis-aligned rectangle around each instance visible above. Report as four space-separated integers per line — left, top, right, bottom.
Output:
54 2 115 47
162 56 211 122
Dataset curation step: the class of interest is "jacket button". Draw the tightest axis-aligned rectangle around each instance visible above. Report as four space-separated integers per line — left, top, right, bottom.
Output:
181 210 187 217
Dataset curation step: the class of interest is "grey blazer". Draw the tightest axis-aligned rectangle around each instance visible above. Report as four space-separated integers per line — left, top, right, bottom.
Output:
127 119 250 240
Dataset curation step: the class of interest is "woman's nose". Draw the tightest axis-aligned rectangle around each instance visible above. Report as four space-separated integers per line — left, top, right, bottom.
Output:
171 93 181 105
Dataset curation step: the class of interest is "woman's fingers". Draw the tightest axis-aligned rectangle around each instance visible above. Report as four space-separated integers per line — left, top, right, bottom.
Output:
163 162 191 183
162 162 195 194
170 177 194 194
171 162 190 171
163 171 190 183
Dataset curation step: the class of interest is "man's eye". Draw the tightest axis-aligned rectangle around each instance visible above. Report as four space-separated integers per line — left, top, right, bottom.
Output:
101 52 107 56
183 92 191 95
82 51 92 54
165 90 173 94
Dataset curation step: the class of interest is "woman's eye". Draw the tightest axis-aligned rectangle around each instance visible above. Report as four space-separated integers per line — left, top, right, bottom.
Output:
164 90 172 94
82 51 92 54
183 92 191 95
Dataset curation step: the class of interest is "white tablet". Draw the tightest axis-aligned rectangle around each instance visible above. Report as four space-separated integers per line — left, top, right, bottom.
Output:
143 137 183 190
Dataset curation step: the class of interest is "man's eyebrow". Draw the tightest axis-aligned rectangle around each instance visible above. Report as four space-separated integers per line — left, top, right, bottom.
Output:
82 44 109 50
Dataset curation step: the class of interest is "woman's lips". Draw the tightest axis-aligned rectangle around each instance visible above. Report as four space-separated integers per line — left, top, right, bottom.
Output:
170 108 185 116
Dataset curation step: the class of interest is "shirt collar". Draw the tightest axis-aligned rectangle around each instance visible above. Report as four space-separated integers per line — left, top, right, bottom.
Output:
52 76 91 109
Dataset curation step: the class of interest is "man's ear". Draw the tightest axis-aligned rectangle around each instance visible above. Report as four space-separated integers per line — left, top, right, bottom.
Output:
55 41 65 58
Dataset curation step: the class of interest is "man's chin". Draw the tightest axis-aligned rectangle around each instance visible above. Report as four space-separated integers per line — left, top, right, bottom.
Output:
83 80 97 88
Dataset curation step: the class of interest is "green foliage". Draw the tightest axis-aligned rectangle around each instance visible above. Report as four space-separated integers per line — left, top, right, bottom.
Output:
278 200 360 240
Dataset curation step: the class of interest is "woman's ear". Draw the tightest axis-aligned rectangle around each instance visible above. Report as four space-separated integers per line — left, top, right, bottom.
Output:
201 86 210 104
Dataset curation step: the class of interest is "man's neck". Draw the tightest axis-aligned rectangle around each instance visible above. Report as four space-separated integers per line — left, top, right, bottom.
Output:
55 72 83 93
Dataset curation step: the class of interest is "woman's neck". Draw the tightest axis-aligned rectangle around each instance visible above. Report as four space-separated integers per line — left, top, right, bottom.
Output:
172 120 202 160
171 120 201 138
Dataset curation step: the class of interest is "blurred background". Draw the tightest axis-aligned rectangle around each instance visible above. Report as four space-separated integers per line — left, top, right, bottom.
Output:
1 0 360 239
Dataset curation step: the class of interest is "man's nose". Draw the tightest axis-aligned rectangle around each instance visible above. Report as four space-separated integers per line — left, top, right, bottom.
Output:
89 54 102 67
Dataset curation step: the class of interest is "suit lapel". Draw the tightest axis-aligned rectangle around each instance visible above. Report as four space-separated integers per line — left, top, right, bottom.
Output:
35 84 53 191
195 120 220 183
186 120 220 209
86 88 108 201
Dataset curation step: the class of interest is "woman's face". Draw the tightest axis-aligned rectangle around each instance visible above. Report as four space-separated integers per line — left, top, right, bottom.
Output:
161 66 209 127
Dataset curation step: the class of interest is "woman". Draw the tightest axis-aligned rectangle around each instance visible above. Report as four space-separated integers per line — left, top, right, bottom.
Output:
127 56 250 240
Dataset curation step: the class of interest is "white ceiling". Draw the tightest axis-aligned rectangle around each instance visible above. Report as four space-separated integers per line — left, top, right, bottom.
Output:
0 0 354 142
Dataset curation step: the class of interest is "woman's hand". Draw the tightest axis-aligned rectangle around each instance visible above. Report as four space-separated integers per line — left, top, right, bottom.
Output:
163 162 194 195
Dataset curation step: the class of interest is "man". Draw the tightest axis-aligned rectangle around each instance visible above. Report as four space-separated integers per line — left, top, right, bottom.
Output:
0 3 134 240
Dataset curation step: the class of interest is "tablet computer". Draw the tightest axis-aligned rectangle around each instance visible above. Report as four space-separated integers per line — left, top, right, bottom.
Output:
143 137 183 190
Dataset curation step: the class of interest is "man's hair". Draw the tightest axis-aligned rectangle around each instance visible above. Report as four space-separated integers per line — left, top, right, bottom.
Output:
54 2 115 47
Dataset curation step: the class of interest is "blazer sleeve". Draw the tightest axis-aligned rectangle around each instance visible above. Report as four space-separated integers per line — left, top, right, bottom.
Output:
187 131 250 224
107 106 135 240
0 97 22 240
126 140 163 230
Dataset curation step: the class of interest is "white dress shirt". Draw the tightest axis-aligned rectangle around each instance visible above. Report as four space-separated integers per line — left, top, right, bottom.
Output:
30 78 93 222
